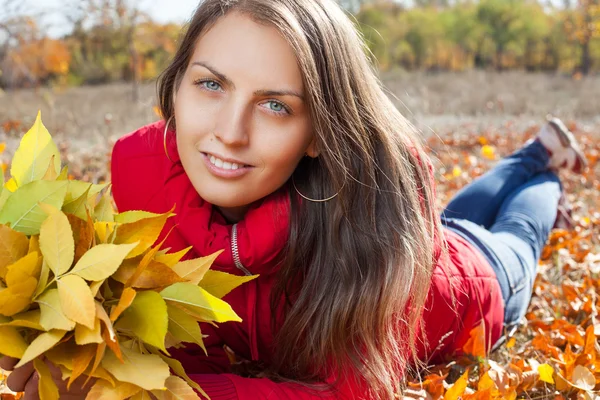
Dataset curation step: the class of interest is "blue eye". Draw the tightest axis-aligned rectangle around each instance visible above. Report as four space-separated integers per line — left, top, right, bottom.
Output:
268 102 283 112
264 100 290 115
194 79 222 91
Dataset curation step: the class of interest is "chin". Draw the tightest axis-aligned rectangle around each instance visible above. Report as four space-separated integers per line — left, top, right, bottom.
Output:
199 191 257 209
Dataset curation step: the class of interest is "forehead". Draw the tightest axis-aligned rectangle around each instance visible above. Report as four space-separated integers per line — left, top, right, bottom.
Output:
191 12 304 90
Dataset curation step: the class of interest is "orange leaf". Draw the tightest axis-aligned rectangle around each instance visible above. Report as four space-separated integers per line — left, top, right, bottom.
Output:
110 287 137 322
443 369 468 400
84 342 106 388
462 320 487 358
506 337 516 349
583 325 597 365
68 344 96 390
408 374 445 399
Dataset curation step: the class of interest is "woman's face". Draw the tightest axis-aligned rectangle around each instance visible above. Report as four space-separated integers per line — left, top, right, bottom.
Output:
174 11 316 223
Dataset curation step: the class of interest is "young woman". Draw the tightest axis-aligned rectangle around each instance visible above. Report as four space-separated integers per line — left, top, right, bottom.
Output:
1 0 587 399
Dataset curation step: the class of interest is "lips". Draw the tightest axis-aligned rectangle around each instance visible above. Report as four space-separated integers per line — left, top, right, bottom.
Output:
200 152 254 179
202 152 252 168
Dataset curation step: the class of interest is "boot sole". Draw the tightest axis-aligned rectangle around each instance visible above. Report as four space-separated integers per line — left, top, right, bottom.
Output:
547 117 588 172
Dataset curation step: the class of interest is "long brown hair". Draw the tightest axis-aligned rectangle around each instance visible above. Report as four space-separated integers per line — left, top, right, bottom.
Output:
157 1 444 398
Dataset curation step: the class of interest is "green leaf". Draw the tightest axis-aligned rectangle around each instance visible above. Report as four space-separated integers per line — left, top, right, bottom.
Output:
0 189 11 210
62 184 92 221
36 289 76 331
165 304 206 354
57 166 68 181
64 181 108 204
94 188 115 223
160 282 241 323
10 111 61 187
69 242 138 281
101 346 170 391
115 291 168 352
0 325 28 358
114 210 163 224
0 180 69 235
39 209 75 276
199 270 258 299
57 275 96 329
16 329 67 368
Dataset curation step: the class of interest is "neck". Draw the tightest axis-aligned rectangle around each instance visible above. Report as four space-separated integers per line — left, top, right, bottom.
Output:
216 205 251 224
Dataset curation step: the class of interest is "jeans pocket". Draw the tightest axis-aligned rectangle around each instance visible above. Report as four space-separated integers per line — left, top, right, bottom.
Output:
499 258 529 297
496 249 534 324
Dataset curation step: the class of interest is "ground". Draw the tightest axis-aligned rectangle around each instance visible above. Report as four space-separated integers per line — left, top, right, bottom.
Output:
0 71 599 399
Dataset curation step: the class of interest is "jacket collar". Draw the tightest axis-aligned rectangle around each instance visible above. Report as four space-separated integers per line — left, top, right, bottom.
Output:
162 124 291 276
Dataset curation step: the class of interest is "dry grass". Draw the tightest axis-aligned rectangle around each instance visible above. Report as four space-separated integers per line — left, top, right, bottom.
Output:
383 69 600 127
1 69 599 138
0 70 599 181
1 71 600 399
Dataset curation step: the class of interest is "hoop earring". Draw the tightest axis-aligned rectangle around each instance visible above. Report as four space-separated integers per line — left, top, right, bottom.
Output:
292 176 344 203
163 116 174 163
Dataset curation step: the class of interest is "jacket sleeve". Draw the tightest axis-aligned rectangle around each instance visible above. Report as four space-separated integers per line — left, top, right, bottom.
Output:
188 372 362 400
176 323 362 399
110 121 167 213
168 323 232 375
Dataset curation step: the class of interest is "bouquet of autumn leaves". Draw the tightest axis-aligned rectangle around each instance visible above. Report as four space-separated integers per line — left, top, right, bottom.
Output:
0 112 257 399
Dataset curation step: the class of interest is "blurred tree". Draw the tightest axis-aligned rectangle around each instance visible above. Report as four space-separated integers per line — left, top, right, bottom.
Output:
520 2 552 71
63 0 160 98
414 0 452 8
564 0 599 74
476 0 529 70
401 8 449 69
0 1 71 88
355 2 403 69
444 3 484 69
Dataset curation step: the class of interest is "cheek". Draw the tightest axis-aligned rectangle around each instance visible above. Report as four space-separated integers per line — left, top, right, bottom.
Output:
262 132 311 174
174 86 216 134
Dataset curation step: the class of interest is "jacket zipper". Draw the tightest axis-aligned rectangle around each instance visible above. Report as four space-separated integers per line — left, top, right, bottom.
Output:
231 224 252 276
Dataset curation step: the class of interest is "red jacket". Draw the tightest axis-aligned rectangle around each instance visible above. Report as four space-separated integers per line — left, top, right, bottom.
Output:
111 121 504 399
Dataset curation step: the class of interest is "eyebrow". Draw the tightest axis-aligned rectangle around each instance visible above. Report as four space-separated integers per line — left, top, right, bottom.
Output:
191 61 305 100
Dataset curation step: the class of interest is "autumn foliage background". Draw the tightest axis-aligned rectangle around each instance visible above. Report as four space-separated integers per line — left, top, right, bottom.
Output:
1 0 600 399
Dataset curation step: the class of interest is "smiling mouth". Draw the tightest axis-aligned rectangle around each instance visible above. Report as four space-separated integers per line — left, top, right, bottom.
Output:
201 152 253 169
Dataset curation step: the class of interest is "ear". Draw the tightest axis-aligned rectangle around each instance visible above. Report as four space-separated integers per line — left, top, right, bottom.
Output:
305 137 320 158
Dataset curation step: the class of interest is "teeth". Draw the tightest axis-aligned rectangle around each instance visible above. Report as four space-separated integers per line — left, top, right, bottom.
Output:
208 154 242 170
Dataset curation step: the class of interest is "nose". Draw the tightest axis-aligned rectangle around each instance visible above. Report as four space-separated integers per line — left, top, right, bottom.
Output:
213 96 250 147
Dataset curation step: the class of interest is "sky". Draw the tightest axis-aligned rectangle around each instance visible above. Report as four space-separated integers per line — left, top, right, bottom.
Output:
22 0 202 37
21 0 566 38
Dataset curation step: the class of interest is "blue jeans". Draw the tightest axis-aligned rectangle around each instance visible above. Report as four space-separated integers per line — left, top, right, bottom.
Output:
440 140 562 326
